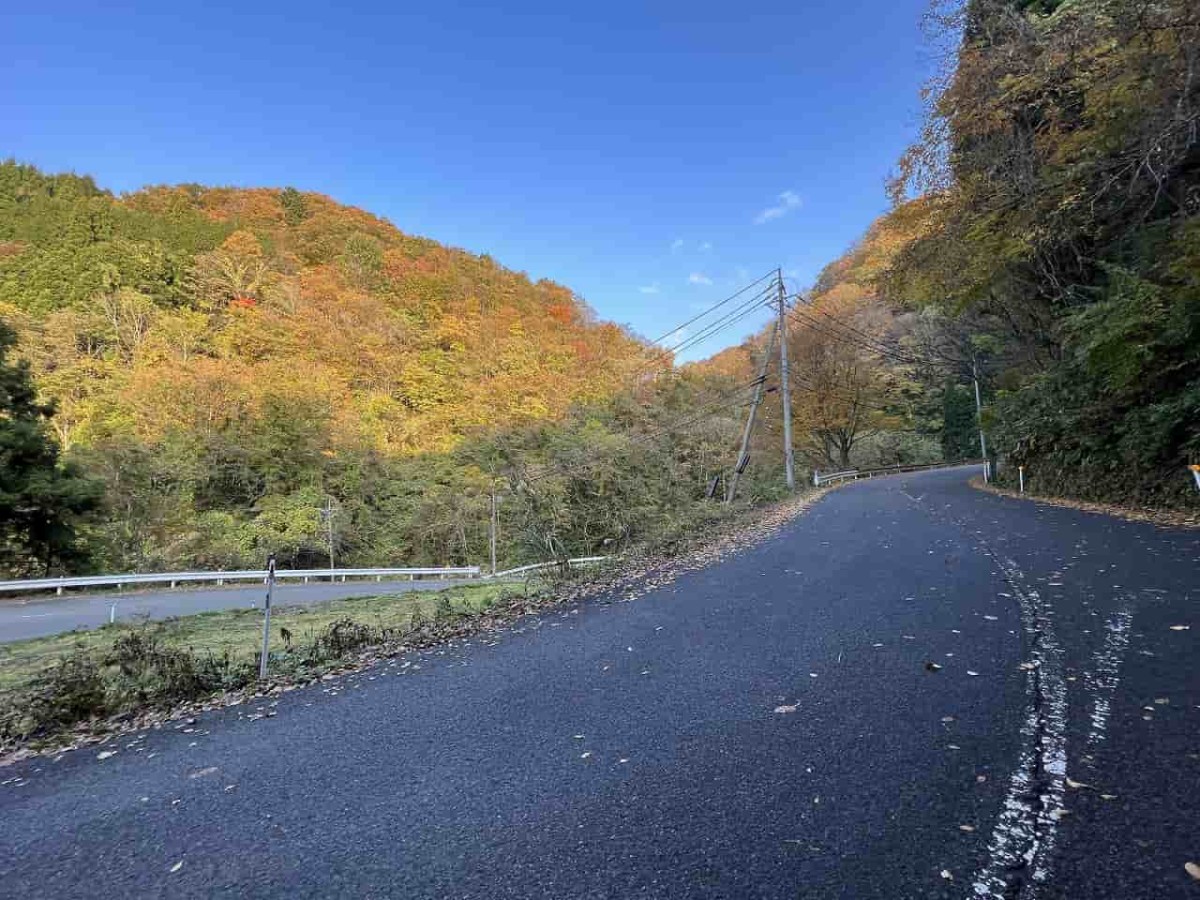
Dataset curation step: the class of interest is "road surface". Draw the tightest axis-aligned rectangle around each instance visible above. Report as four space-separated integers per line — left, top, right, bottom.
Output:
1 467 1197 898
0 578 465 644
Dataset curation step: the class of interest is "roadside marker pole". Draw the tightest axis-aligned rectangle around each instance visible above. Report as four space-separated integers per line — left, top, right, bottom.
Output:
1190 465 1200 492
259 554 276 680
1019 466 1025 494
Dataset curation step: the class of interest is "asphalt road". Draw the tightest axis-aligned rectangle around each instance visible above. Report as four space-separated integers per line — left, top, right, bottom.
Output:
0 579 464 643
1 467 1197 899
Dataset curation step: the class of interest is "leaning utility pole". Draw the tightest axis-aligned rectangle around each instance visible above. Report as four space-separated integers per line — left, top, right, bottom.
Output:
971 358 989 482
777 271 795 491
726 321 779 504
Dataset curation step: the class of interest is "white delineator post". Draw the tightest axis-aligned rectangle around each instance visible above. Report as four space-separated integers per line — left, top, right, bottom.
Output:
1019 466 1025 494
259 554 276 680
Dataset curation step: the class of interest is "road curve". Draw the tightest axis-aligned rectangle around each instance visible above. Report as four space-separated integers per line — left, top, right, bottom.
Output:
0 578 465 644
0 467 1196 899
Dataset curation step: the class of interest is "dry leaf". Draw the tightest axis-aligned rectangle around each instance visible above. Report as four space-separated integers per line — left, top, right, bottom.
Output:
967 671 980 677
1184 861 1200 881
774 704 799 714
1065 778 1091 790
1169 625 1190 631
940 869 953 881
580 752 591 759
96 751 116 760
169 861 183 873
959 824 976 833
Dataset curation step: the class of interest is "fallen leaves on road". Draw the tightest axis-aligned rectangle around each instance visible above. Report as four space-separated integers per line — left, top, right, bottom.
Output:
169 861 183 873
959 824 976 833
1065 778 1091 790
774 704 799 714
940 869 953 881
1184 861 1200 881
188 767 218 779
96 750 116 760
1169 625 1190 631
924 662 943 672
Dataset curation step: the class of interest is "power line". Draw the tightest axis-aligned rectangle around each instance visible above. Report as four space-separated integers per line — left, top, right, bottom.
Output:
646 270 776 346
782 304 928 368
622 284 776 381
790 295 930 365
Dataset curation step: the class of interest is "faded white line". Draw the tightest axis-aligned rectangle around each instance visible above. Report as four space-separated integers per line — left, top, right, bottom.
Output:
899 489 1070 899
969 556 1069 899
1081 603 1134 753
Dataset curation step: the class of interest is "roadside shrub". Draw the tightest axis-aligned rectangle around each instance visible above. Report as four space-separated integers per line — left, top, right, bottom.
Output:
105 628 252 707
0 651 107 742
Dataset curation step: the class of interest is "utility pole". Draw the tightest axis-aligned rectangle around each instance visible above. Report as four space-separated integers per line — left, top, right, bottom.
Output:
972 358 989 482
726 321 779 504
320 497 336 578
777 270 795 492
489 489 498 576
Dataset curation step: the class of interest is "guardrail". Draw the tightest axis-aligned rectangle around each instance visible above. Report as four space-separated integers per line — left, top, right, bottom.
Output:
0 566 481 596
490 556 610 579
813 459 985 487
0 556 618 598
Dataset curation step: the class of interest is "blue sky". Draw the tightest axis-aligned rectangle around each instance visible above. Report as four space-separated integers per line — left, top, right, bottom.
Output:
3 0 934 359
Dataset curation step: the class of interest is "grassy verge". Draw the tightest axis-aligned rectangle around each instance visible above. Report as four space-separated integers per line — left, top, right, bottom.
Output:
0 580 530 751
0 488 823 758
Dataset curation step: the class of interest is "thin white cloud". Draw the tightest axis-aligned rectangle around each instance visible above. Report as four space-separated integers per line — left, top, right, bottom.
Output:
754 190 802 225
638 284 661 295
700 241 713 252
670 238 685 252
688 272 713 286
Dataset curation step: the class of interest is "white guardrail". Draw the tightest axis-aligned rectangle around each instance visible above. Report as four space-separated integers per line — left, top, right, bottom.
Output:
813 459 985 487
0 566 480 596
490 556 610 579
0 556 613 597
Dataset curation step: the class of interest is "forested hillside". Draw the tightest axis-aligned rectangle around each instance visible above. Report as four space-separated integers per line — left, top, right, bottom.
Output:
0 164 764 576
885 0 1200 506
711 0 1199 512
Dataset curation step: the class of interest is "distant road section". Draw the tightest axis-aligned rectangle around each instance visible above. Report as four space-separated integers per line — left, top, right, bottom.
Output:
0 579 461 643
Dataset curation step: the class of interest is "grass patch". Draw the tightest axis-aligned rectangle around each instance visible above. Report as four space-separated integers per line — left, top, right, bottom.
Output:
0 581 526 748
